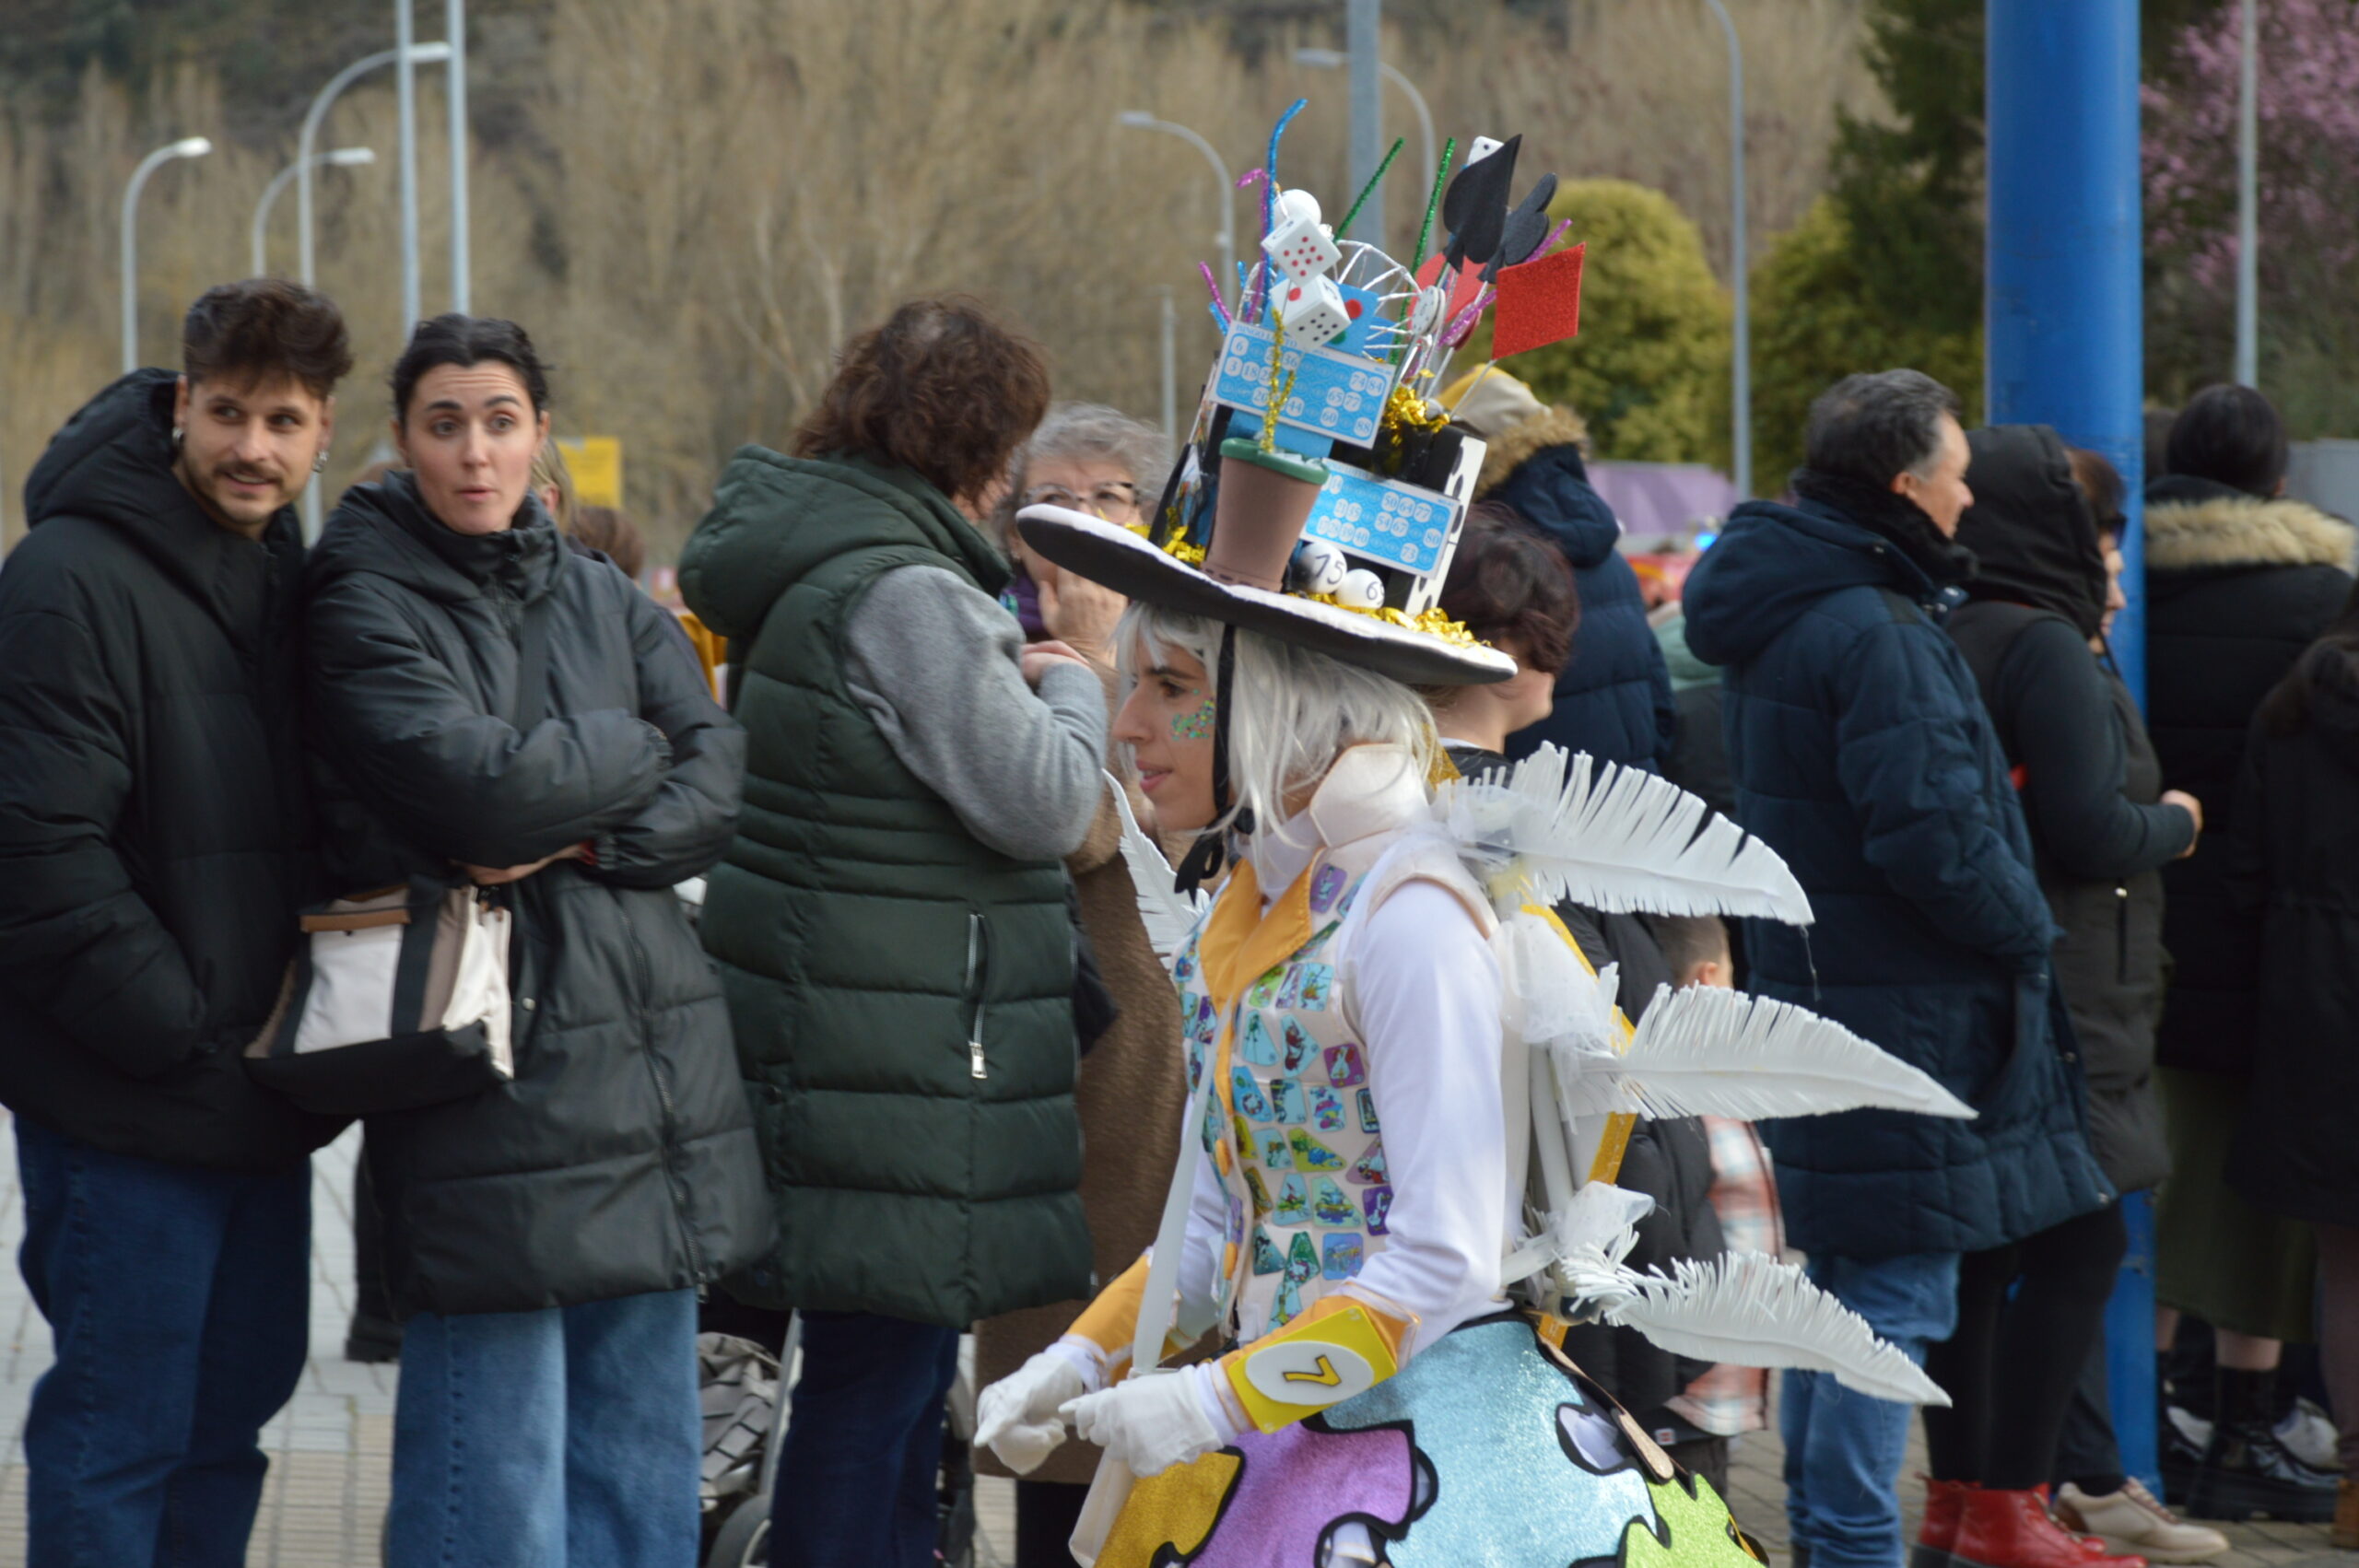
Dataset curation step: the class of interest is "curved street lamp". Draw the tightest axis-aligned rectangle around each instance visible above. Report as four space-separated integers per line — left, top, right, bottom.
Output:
297 41 451 286
1294 47 1438 193
122 136 213 374
1702 0 1752 499
253 147 375 276
1118 111 1236 307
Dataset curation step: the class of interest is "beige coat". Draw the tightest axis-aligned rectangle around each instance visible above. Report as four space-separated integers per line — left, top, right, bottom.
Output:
972 779 1189 1484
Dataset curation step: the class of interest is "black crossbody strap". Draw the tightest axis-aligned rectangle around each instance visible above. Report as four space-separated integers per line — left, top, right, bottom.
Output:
509 591 556 730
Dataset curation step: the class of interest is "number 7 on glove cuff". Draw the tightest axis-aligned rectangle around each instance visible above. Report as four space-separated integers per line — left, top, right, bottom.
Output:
1224 1303 1403 1433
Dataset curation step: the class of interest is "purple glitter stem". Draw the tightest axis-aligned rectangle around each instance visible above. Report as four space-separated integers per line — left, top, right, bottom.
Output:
1443 287 1496 348
1200 263 1232 328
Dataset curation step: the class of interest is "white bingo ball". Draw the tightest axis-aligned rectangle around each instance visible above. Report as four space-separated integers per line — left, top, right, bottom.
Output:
1333 568 1387 611
1294 538 1349 595
1275 187 1322 228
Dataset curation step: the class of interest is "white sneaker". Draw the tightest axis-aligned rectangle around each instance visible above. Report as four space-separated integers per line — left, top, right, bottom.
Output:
2055 1480 2230 1564
2278 1397 2340 1472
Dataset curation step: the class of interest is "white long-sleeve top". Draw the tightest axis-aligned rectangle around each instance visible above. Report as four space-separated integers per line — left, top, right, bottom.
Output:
1173 816 1509 1360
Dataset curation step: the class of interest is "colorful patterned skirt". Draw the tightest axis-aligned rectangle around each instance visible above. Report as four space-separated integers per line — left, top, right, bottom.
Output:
1093 1313 1768 1568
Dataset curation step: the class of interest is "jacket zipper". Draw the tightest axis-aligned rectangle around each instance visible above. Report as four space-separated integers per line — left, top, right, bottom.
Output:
965 912 990 1080
2116 884 2130 987
623 910 707 1280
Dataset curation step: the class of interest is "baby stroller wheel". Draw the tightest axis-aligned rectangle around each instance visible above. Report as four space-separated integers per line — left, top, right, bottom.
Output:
705 1499 770 1568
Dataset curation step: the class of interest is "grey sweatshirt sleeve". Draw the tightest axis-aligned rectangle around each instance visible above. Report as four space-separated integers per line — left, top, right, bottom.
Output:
842 565 1108 861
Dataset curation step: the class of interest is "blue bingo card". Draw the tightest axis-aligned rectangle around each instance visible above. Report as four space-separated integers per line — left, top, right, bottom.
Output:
1212 322 1391 448
1303 464 1458 576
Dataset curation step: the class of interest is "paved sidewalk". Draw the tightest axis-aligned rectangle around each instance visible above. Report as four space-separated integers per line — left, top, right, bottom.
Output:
0 1110 2340 1566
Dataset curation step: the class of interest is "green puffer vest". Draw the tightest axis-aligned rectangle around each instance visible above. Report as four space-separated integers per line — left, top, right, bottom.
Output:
680 448 1091 1327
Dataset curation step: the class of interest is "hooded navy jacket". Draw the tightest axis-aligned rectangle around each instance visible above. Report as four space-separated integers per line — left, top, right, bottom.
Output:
1682 478 2111 1259
1491 437 1678 772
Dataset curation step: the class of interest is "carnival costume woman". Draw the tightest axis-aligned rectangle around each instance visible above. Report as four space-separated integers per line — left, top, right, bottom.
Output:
977 118 1978 1568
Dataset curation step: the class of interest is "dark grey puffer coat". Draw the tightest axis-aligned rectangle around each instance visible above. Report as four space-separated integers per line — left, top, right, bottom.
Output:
305 474 769 1317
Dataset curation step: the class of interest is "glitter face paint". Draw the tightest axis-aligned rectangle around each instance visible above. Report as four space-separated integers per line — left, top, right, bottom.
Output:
1173 696 1216 742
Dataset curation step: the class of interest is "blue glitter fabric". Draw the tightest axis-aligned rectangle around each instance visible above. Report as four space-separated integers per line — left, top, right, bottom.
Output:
1321 1316 1661 1568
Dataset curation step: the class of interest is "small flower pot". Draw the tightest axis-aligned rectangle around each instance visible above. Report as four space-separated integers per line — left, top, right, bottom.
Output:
1206 438 1329 591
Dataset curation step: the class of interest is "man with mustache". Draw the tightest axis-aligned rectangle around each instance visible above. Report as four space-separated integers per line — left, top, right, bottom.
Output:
0 278 353 1566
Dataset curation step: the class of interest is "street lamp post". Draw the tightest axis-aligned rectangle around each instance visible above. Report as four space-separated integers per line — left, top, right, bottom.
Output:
1294 48 1438 195
122 136 213 374
297 41 452 287
1703 0 1751 499
1117 111 1236 306
396 0 421 333
253 147 375 276
446 0 471 312
2234 0 2258 387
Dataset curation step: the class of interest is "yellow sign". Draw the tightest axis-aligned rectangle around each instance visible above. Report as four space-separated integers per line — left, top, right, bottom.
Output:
557 437 623 508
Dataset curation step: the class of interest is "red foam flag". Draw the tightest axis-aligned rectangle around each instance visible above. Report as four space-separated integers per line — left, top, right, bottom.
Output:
1490 242 1585 359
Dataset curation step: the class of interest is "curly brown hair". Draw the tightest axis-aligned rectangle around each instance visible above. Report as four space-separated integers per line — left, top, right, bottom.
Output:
182 278 353 400
1439 502 1580 673
792 297 1050 506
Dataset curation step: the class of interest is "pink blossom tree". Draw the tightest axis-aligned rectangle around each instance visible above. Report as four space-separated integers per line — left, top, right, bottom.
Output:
2144 0 2359 289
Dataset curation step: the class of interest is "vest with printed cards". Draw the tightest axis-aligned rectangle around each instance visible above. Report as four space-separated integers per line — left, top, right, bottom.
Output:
1169 755 1491 1350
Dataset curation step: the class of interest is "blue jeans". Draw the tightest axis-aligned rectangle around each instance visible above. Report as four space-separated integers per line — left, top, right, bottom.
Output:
387 1289 700 1568
771 1310 961 1568
1782 1251 1961 1568
14 1117 311 1568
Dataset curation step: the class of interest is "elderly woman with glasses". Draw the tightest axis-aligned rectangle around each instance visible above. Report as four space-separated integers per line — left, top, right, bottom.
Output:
997 403 1169 662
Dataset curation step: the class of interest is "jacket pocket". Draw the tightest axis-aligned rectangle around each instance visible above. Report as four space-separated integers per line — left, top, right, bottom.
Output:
964 911 991 1082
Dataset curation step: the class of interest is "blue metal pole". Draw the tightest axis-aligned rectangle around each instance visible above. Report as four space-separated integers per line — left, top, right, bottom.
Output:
1987 0 2156 1492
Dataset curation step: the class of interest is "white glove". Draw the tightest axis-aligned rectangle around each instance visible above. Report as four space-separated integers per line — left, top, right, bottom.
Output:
977 1340 1099 1475
1060 1363 1240 1478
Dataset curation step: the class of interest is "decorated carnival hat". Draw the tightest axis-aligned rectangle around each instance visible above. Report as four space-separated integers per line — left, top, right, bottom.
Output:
1021 107 1586 693
1015 481 1517 688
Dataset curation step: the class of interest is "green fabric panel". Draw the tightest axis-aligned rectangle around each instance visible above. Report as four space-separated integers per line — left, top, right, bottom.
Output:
690 450 1091 1327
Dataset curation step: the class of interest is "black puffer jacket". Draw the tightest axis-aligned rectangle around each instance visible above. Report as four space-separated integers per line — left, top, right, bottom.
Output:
305 474 769 1317
1481 409 1679 773
2228 634 2359 1226
1949 426 2194 1195
0 371 340 1171
2143 475 2354 1073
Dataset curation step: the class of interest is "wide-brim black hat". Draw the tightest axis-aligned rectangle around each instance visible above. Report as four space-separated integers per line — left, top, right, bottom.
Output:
1015 505 1517 687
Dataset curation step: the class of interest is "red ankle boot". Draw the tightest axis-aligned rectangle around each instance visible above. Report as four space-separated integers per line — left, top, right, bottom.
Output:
1912 1477 1975 1568
1953 1486 2147 1568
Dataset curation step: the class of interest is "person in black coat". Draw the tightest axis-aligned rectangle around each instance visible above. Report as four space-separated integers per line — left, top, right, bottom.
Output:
1443 369 1678 771
303 316 769 1568
1683 371 2114 1568
2230 591 2359 1530
0 281 352 1563
1946 427 2226 1562
2143 385 2353 1521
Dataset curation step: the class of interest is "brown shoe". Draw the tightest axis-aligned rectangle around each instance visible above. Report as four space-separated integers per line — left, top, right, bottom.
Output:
2334 1478 2359 1552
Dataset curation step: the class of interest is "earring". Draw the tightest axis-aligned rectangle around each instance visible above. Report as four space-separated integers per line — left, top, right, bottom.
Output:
170 427 184 451
313 450 330 474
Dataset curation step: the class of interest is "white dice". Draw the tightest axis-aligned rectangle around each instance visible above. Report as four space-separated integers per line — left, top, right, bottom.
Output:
1273 273 1349 349
1262 212 1342 283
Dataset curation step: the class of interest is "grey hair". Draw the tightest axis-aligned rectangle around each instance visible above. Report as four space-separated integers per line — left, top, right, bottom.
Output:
1116 602 1438 842
1803 369 1962 486
992 402 1170 544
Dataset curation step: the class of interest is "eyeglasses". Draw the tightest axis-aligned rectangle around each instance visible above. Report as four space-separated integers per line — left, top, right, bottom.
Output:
1026 480 1140 521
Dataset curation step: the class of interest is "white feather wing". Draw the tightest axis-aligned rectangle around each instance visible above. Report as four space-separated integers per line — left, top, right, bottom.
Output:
1106 773 1206 965
1441 744 1812 925
1551 983 1976 1123
1564 1248 1951 1406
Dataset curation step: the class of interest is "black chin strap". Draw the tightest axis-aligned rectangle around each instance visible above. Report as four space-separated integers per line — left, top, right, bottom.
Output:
1174 624 1254 896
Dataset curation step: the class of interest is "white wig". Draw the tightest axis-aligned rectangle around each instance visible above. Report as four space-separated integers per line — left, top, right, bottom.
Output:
1117 601 1438 843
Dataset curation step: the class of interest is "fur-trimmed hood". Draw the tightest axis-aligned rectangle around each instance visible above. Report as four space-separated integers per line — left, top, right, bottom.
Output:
1473 404 1590 498
2144 481 2354 575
